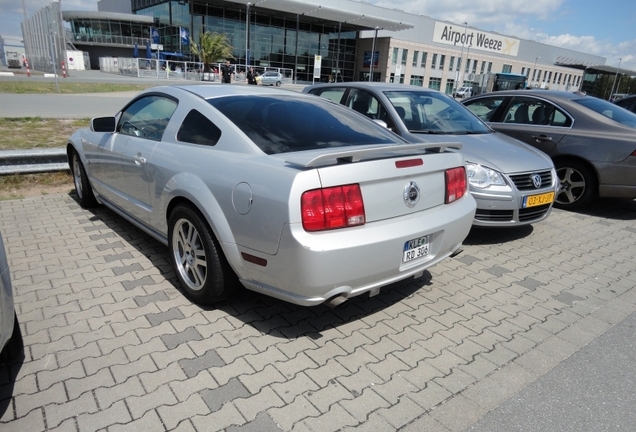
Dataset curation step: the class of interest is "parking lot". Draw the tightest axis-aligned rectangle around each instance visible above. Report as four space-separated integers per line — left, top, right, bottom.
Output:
1 189 635 431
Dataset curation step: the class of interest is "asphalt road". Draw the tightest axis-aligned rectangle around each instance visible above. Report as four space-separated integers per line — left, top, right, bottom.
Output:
1 69 635 431
467 310 636 432
0 69 306 118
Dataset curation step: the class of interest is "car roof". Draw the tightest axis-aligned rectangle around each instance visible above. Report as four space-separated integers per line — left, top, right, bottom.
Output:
466 89 586 102
305 82 444 94
144 84 294 100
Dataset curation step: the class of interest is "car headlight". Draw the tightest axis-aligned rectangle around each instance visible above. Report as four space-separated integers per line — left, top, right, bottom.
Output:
466 163 506 188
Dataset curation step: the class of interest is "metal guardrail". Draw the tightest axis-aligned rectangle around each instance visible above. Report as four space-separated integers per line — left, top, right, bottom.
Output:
0 149 69 175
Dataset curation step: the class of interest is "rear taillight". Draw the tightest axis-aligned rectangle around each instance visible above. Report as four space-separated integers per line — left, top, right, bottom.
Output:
301 184 365 231
445 167 467 204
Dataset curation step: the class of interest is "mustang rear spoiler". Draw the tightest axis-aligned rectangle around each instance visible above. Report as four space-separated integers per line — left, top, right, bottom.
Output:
284 142 462 168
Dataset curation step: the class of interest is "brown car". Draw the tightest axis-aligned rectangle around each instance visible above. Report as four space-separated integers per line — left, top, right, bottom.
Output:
462 90 636 209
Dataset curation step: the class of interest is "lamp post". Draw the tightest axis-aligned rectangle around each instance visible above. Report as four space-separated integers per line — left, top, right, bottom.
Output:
246 2 251 67
609 57 622 100
335 15 363 83
465 43 472 82
533 56 540 87
294 5 321 84
369 26 379 82
21 0 30 65
456 22 468 89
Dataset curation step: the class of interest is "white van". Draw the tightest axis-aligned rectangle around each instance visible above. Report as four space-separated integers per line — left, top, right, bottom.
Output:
454 86 472 98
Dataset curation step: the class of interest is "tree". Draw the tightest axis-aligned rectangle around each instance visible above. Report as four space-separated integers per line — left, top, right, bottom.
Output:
190 31 234 73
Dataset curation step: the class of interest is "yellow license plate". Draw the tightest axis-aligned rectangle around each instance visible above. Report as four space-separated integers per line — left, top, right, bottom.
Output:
523 191 555 208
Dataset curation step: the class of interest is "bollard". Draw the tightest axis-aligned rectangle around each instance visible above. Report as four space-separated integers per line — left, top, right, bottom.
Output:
61 61 67 78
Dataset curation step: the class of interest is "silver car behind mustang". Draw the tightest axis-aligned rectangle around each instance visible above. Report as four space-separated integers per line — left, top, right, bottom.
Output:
304 83 559 227
67 85 476 306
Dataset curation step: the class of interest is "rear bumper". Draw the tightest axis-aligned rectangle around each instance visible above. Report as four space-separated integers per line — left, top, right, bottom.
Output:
237 195 476 306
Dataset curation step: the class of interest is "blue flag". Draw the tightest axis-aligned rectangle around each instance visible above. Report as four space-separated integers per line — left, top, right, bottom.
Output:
180 27 189 45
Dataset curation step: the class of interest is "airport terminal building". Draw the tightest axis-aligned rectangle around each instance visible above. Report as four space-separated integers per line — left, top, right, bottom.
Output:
20 0 626 96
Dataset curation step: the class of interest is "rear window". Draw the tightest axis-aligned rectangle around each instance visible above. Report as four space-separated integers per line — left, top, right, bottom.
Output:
207 95 403 154
573 97 636 128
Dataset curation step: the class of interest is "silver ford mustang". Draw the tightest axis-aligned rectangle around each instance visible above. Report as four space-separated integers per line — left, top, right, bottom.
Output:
67 85 476 306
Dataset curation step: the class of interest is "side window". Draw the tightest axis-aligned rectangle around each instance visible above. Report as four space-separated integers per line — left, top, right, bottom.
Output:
118 95 177 141
311 88 346 104
550 109 571 127
347 89 382 120
464 98 504 122
177 109 221 146
505 97 572 127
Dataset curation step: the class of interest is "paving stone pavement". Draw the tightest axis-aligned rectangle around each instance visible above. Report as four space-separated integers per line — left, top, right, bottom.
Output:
0 192 635 431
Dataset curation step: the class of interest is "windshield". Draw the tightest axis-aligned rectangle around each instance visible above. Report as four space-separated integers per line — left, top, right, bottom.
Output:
573 97 636 128
383 90 492 134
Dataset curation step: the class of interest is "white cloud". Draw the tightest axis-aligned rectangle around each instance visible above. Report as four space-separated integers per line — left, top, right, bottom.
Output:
373 0 566 30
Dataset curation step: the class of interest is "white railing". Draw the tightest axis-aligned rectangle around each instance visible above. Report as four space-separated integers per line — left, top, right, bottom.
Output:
99 57 204 81
99 57 295 83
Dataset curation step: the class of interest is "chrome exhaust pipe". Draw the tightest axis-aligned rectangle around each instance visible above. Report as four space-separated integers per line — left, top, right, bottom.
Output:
325 295 348 308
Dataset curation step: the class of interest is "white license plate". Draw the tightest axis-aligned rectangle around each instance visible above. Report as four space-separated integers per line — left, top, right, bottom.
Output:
403 235 430 263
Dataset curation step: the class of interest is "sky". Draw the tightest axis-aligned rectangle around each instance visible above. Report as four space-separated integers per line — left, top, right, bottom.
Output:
1 0 634 71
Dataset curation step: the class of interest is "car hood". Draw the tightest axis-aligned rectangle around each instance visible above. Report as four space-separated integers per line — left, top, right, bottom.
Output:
404 131 553 174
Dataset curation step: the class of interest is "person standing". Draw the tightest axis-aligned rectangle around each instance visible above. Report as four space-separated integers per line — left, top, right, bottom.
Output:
221 60 233 83
246 66 258 85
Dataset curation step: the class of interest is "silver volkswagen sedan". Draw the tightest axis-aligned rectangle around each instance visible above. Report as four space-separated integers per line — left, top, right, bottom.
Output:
67 85 476 306
304 83 558 227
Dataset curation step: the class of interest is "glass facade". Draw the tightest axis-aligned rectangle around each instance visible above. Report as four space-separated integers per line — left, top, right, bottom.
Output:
134 0 359 82
69 18 151 46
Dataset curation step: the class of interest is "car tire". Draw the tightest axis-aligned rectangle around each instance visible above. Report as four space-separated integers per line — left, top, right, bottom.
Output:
70 150 98 208
275 81 281 87
0 312 23 363
168 204 238 304
554 160 597 210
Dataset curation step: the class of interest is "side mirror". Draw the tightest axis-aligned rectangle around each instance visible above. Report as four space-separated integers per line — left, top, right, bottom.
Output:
372 119 388 128
91 117 116 133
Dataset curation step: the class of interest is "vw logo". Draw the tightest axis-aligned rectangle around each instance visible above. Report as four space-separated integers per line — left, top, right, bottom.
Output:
532 173 542 188
403 181 420 208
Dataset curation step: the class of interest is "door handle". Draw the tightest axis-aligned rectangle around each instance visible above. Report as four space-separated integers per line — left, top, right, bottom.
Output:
532 135 552 142
133 155 146 166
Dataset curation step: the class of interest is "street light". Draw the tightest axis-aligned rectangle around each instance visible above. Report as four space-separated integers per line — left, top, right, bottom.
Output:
369 26 379 82
454 22 468 89
246 0 268 68
246 2 251 67
533 56 540 87
609 57 622 100
465 43 472 79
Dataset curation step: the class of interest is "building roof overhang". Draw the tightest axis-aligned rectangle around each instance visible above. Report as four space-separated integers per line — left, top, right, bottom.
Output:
229 0 414 31
555 56 636 76
62 10 154 23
